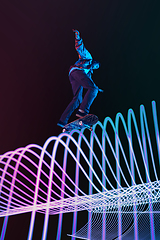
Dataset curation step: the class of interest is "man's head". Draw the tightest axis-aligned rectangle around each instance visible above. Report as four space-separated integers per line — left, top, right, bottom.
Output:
91 60 100 69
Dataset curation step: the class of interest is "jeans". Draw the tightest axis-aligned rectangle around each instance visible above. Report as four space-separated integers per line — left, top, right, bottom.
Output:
59 69 99 124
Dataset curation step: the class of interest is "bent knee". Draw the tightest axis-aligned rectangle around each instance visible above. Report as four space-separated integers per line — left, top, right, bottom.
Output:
92 86 99 96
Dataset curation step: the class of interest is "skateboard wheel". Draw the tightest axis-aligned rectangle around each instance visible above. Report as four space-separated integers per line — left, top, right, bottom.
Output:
79 121 83 126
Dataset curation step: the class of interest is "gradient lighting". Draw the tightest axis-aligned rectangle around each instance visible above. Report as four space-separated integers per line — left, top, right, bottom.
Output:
0 101 159 240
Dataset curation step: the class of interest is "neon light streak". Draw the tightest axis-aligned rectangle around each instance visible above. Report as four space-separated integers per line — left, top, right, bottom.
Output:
56 137 70 240
0 101 159 239
152 101 160 165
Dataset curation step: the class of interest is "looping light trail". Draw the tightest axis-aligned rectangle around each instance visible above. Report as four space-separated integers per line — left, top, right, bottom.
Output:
0 101 159 240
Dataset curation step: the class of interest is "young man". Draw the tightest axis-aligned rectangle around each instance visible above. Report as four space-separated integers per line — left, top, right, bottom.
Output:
57 29 103 127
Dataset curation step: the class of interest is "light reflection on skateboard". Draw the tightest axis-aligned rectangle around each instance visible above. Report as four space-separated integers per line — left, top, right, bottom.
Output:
62 114 98 133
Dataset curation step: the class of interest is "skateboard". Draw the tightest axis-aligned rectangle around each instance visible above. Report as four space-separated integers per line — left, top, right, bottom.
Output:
62 114 99 133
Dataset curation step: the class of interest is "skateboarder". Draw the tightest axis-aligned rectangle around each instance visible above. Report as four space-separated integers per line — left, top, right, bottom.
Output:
57 29 103 127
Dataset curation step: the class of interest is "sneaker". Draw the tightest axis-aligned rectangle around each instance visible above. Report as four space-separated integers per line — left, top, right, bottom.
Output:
76 109 88 118
57 120 66 127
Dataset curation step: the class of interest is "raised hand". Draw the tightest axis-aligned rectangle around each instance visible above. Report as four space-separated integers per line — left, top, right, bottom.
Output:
72 29 80 40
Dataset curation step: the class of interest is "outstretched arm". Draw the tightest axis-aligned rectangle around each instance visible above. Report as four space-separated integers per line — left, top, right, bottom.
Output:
72 29 92 60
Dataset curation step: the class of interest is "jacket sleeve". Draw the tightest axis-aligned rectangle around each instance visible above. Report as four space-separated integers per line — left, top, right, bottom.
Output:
75 38 92 60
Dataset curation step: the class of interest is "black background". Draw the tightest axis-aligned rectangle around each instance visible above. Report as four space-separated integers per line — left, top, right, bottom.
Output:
0 0 160 239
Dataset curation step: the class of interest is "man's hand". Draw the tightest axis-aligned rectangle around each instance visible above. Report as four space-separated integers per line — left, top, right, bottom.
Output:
98 88 104 92
72 29 80 40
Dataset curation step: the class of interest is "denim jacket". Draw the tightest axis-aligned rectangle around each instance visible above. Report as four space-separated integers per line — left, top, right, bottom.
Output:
69 37 93 78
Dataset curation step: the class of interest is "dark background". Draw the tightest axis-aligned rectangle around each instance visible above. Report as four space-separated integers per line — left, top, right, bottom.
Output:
0 0 160 239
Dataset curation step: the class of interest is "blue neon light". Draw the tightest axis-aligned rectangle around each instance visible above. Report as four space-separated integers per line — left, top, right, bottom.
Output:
0 101 159 239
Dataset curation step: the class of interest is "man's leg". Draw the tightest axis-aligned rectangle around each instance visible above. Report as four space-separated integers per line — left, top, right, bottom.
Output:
58 74 83 126
71 70 99 115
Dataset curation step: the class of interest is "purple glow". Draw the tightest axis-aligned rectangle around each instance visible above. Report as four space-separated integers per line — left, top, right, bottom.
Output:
0 101 159 240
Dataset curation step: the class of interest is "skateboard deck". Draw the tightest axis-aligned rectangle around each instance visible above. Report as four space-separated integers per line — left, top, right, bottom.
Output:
62 114 98 133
